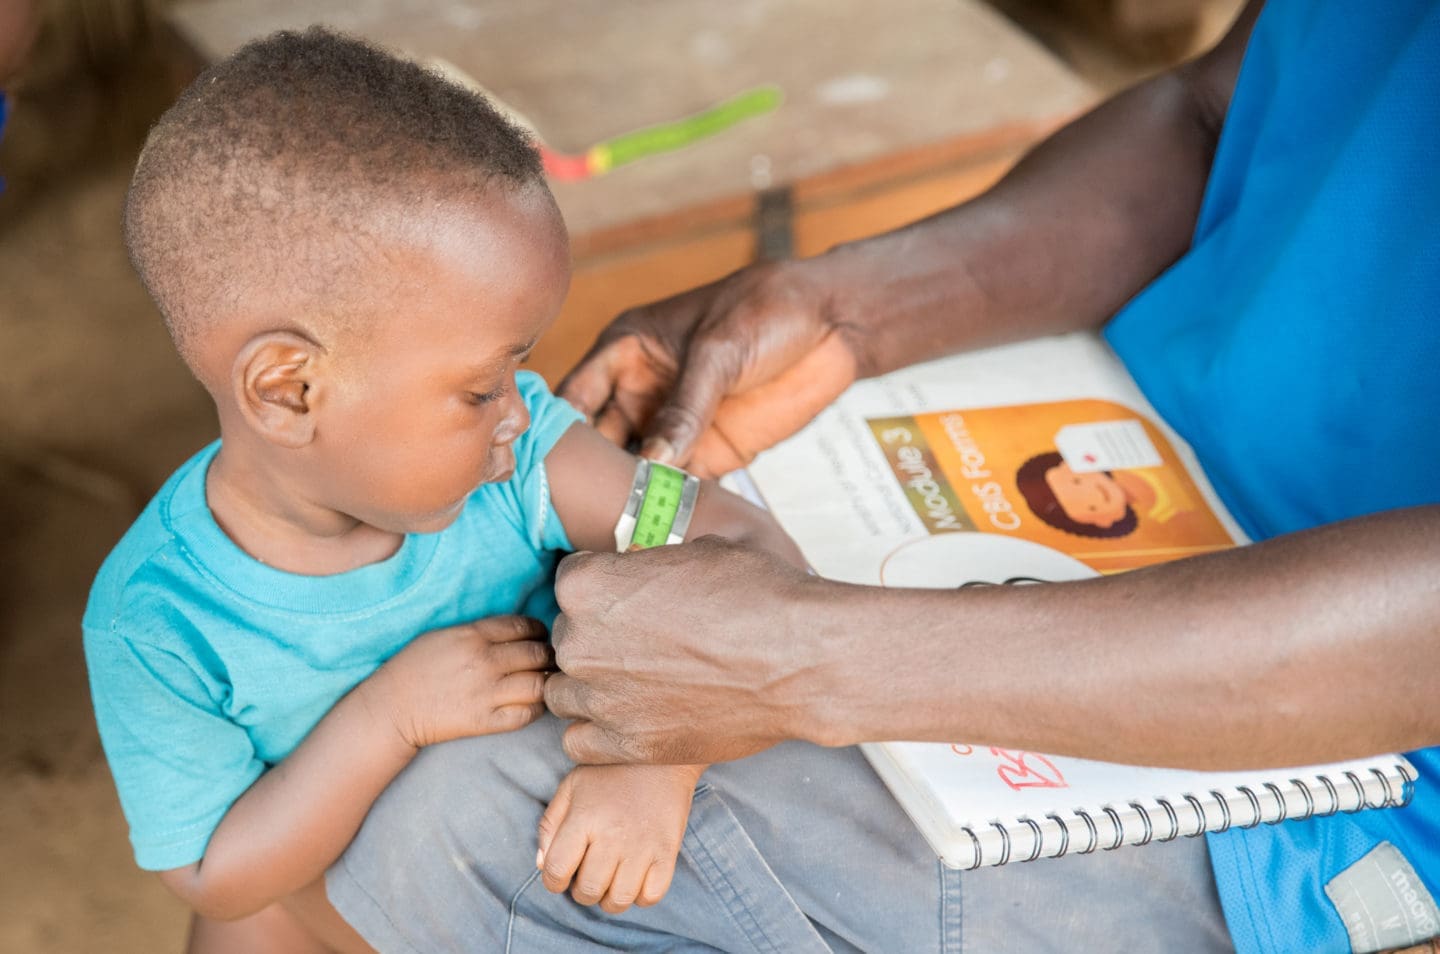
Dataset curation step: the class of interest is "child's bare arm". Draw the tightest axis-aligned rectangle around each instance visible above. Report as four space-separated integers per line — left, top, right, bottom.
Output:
546 422 805 567
158 616 549 921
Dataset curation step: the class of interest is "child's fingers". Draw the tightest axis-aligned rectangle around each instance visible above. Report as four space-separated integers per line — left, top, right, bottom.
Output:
637 857 678 907
488 701 545 733
569 842 621 907
490 637 554 675
599 856 652 914
536 779 574 865
493 669 547 707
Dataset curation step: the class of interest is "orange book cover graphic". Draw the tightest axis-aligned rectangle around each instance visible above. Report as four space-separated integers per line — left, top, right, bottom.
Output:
867 399 1235 573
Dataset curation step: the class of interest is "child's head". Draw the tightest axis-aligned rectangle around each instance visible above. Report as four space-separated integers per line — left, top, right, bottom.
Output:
125 28 571 534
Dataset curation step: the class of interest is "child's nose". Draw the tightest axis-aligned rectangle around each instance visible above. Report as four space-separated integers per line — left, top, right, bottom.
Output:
492 390 530 446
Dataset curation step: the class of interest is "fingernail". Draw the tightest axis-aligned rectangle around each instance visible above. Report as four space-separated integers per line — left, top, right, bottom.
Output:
643 438 676 465
536 848 545 869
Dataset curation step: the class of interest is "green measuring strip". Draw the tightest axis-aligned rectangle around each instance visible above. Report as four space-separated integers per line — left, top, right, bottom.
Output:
615 460 701 551
630 463 689 549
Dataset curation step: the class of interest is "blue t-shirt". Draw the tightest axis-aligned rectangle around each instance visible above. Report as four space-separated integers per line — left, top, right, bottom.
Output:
83 372 583 871
1107 3 1440 952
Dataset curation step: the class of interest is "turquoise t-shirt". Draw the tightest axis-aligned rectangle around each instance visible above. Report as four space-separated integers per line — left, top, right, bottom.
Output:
1107 2 1440 952
83 372 583 871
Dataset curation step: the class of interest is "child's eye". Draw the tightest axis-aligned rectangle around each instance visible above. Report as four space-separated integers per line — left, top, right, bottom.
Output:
468 387 507 405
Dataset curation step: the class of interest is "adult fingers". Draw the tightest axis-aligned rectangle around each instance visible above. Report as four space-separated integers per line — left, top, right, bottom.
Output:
594 401 638 447
552 550 616 619
562 719 640 765
556 339 623 419
542 673 591 721
639 334 743 468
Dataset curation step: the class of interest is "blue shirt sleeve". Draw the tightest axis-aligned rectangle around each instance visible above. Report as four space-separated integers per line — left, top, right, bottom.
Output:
508 371 584 552
85 619 265 871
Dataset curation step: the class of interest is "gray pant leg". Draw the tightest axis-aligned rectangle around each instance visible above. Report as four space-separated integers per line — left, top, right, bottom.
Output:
705 741 1234 954
329 716 1231 953
329 715 834 954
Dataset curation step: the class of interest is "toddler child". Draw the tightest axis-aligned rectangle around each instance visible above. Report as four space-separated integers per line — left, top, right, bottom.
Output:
84 28 802 953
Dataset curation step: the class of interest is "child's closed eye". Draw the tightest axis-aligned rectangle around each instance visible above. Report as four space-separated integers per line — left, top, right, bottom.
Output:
468 386 508 405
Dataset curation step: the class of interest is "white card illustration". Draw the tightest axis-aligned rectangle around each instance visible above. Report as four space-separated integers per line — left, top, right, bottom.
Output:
1055 420 1162 473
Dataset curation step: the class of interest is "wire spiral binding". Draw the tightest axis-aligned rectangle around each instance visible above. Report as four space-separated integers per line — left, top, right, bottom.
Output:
1344 771 1368 812
1045 812 1071 858
1319 773 1341 814
1127 802 1154 847
954 763 1411 868
991 821 1012 867
1263 782 1289 823
1210 790 1232 833
1290 778 1316 821
1237 785 1264 828
1075 808 1099 854
1156 797 1181 842
1101 806 1126 850
1183 793 1208 837
1021 818 1045 863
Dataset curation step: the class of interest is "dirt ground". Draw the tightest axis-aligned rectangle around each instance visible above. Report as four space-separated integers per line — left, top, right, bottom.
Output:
0 3 1236 951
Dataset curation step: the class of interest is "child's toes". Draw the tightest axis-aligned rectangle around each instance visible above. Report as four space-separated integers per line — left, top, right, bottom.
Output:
599 858 651 914
539 830 585 894
570 847 620 907
637 858 677 907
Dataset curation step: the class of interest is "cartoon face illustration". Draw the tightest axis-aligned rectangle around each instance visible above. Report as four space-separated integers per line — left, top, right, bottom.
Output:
1042 460 1130 528
1016 451 1139 538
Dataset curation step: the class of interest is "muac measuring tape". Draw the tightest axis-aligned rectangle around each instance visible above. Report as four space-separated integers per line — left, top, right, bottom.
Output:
613 459 701 551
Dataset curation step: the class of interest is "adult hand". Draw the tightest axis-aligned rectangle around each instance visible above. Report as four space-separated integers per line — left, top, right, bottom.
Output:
545 537 825 764
557 261 861 477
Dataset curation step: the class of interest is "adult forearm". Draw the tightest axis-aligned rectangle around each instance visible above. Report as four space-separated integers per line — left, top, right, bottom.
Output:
799 505 1440 769
808 64 1229 378
169 681 414 920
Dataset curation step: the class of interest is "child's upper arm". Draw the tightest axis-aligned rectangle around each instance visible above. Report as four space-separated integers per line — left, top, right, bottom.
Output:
545 424 651 553
545 423 804 566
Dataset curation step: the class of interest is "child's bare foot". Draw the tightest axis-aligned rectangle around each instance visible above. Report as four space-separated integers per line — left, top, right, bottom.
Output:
536 763 704 913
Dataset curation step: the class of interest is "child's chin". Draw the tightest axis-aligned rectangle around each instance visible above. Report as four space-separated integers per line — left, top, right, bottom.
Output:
399 500 469 535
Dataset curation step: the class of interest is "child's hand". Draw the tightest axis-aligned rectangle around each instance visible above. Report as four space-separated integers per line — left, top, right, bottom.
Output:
536 763 704 913
367 616 551 750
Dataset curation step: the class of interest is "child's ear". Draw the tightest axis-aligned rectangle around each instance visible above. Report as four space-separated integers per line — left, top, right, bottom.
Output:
231 331 324 448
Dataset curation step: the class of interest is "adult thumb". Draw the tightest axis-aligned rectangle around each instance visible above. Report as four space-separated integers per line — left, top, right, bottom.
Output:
639 339 738 467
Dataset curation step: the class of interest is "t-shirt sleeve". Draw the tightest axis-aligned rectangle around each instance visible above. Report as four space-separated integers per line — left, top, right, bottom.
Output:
509 370 585 552
85 622 265 871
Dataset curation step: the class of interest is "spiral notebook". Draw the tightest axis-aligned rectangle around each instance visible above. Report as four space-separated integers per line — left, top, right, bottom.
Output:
735 332 1421 869
864 741 1415 870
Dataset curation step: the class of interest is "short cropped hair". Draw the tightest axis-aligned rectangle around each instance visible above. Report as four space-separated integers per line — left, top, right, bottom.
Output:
125 27 544 368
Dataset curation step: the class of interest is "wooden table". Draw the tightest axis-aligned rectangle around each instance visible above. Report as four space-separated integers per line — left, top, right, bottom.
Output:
168 0 1092 382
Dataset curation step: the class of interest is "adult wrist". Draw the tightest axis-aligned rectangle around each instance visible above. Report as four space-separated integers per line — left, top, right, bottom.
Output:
771 576 873 749
783 252 884 381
